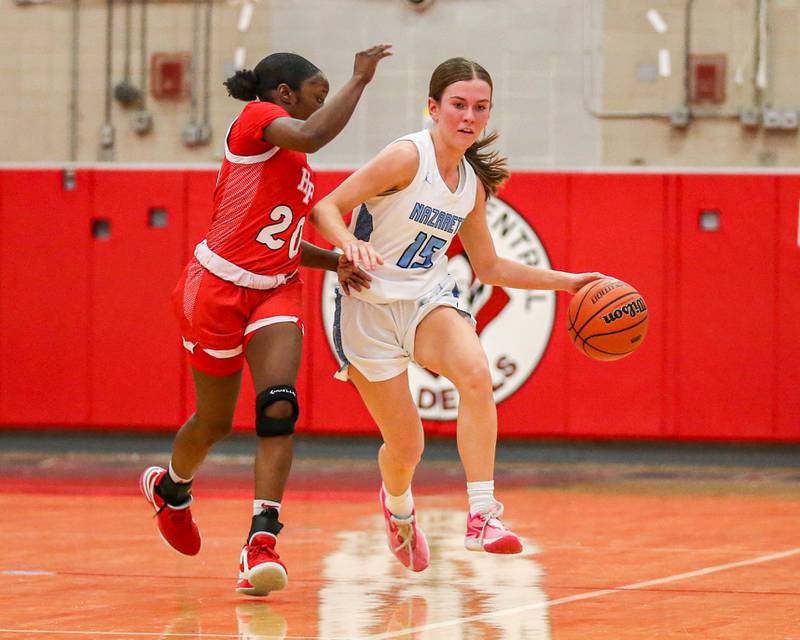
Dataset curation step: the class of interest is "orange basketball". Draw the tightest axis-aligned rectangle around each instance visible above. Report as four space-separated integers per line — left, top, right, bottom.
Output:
567 278 648 361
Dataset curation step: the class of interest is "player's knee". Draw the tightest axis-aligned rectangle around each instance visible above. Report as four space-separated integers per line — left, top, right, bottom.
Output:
263 399 294 419
453 360 493 396
386 440 424 469
255 385 299 438
197 417 233 443
399 444 424 468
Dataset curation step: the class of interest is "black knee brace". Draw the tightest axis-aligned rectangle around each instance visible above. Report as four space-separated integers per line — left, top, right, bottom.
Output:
255 385 299 437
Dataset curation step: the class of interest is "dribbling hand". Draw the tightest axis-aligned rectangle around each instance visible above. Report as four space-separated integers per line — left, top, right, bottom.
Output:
353 44 393 84
566 272 608 295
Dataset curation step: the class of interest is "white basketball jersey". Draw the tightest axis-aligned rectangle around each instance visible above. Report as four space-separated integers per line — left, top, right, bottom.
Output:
348 129 478 303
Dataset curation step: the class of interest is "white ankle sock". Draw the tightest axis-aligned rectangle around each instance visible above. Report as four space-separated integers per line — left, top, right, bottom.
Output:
467 480 495 516
383 484 414 518
168 461 192 484
253 499 281 516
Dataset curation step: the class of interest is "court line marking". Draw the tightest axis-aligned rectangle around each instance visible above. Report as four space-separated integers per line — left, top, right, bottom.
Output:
365 546 800 640
0 633 245 639
0 570 56 576
1 547 797 639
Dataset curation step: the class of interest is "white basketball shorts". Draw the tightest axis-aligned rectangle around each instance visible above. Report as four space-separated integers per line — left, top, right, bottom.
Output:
332 275 475 382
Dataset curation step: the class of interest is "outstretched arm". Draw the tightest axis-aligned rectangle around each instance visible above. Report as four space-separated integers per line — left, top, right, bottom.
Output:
298 241 338 271
262 45 392 153
299 241 371 294
459 183 605 294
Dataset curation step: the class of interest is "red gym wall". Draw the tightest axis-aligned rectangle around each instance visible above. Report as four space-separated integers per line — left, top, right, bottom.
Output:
0 168 798 441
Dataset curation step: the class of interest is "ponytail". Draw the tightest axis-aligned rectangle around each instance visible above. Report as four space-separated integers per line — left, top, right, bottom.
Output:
223 69 259 101
464 131 509 197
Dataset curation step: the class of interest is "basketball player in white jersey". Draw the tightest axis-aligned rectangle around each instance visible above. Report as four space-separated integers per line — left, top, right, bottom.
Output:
310 57 605 571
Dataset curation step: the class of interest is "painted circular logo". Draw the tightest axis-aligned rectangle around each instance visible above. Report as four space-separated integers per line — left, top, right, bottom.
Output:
320 197 555 420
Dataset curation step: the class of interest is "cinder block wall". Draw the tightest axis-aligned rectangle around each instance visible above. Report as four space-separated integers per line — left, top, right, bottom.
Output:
1 0 798 167
600 0 800 166
1 0 252 163
0 0 601 167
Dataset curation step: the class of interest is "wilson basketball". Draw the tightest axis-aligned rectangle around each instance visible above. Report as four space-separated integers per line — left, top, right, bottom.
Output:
567 278 648 361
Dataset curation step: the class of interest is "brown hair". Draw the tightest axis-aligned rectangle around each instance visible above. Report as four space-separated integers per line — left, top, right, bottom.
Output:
428 57 509 196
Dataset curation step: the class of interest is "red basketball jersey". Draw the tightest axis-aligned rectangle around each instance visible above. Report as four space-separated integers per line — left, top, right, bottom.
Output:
203 101 315 278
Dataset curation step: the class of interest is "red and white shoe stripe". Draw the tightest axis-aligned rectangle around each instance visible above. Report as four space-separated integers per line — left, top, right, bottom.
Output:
140 466 162 508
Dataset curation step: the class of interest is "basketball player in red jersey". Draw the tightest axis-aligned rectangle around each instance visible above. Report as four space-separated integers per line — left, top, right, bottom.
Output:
140 44 392 597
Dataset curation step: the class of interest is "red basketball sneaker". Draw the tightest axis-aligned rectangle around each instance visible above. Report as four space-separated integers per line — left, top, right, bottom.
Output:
379 486 430 572
139 466 201 556
236 532 288 597
464 501 523 554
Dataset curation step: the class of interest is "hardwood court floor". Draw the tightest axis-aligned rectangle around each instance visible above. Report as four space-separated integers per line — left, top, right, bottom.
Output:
0 435 798 639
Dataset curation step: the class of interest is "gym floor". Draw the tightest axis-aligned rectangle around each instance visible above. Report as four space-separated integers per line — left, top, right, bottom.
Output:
1 431 798 639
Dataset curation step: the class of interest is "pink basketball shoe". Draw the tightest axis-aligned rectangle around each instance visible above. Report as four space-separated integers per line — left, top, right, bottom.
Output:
464 501 523 554
379 486 430 572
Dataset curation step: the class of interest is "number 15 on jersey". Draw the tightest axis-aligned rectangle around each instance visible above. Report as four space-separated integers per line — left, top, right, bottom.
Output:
397 231 447 269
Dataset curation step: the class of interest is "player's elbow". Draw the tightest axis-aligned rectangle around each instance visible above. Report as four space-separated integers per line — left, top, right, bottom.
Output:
308 198 334 227
303 135 326 154
292 133 324 154
295 124 330 153
472 261 500 285
279 125 325 154
307 203 322 226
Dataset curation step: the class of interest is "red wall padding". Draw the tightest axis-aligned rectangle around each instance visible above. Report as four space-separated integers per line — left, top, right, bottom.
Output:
89 171 187 429
776 176 800 439
0 170 92 425
565 174 668 438
675 176 777 439
1 168 798 442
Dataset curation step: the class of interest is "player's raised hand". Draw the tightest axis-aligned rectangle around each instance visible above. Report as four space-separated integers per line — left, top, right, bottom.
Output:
353 44 393 84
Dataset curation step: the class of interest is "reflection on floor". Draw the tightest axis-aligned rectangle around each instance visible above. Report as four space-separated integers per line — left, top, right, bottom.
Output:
0 437 798 639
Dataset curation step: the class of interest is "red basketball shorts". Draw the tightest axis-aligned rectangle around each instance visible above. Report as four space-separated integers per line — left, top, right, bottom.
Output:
172 259 304 376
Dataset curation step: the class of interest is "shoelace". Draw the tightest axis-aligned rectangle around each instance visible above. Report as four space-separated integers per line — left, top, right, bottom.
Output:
476 501 506 546
153 494 192 518
389 514 416 554
249 539 273 557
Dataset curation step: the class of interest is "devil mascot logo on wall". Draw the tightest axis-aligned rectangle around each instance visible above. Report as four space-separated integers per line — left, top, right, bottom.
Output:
321 197 555 420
